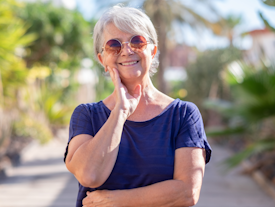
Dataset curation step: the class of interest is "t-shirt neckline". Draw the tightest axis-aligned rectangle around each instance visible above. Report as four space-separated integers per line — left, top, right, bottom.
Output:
100 98 180 126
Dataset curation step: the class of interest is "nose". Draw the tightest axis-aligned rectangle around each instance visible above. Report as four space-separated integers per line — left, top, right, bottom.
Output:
120 41 134 55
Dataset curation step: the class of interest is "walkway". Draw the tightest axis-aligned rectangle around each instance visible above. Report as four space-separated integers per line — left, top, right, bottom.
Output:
0 134 77 207
0 136 274 207
196 140 275 207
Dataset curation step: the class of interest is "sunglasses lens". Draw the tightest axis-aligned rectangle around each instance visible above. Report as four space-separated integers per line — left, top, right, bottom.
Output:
104 36 148 55
130 35 147 52
105 39 121 55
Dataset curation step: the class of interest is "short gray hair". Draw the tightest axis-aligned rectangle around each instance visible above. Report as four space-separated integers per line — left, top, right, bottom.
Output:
93 5 159 76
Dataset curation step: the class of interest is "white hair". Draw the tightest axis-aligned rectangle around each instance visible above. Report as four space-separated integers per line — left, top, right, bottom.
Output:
93 5 159 76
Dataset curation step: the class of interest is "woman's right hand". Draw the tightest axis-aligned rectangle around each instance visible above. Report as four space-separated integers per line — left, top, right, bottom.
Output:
107 66 141 119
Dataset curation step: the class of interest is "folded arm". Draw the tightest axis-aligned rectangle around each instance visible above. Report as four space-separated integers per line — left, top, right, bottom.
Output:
83 147 206 207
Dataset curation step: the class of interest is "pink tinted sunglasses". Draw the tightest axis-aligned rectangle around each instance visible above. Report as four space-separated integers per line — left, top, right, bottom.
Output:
102 35 152 56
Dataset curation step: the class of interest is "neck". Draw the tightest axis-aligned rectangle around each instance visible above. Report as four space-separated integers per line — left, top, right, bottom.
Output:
123 76 158 103
104 75 161 111
107 75 159 106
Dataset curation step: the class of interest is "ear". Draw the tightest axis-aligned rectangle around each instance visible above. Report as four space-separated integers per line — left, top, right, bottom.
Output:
151 46 157 59
97 53 107 72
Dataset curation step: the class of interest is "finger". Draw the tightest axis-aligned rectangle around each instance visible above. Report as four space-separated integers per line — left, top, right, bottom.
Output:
105 65 110 74
106 66 113 79
107 67 118 91
82 197 87 205
82 195 91 205
133 84 141 98
107 66 116 83
112 68 123 88
112 68 119 81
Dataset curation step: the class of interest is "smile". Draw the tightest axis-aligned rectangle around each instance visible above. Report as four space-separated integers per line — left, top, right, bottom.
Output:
120 61 139 66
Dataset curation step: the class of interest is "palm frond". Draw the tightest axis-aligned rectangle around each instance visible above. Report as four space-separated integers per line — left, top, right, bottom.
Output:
258 12 275 32
260 0 275 6
225 138 275 169
203 98 236 118
206 126 245 137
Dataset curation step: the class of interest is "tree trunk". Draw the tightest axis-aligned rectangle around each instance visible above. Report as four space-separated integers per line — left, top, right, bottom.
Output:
153 0 167 94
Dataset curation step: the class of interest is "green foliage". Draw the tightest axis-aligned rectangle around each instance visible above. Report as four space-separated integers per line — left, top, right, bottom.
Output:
15 1 94 109
206 126 245 137
225 138 275 168
258 12 275 32
259 0 275 31
0 0 36 108
14 2 99 127
35 81 73 127
225 62 275 121
13 115 52 144
168 81 188 100
206 62 275 122
0 0 52 149
1 0 99 148
16 1 93 68
185 47 242 116
205 62 275 167
261 0 275 6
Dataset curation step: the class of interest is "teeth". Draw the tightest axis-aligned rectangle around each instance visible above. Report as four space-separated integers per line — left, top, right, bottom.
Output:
121 61 138 66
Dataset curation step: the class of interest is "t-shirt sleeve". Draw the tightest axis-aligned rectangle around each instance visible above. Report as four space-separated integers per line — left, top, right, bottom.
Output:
175 102 212 163
64 104 94 162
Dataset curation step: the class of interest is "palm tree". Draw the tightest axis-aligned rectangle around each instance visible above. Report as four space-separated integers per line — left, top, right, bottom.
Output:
142 0 223 93
214 14 242 46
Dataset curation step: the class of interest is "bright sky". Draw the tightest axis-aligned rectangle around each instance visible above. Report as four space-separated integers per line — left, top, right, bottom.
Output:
73 0 275 50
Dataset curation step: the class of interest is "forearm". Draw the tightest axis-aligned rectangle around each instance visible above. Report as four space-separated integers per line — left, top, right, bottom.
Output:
67 108 127 188
112 179 199 207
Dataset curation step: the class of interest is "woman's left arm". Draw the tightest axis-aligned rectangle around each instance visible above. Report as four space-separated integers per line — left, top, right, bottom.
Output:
82 147 206 207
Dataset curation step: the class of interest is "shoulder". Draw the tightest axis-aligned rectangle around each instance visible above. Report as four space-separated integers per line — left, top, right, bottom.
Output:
70 101 109 123
173 99 197 108
69 101 107 138
169 100 203 126
181 101 200 115
72 101 105 115
170 99 200 115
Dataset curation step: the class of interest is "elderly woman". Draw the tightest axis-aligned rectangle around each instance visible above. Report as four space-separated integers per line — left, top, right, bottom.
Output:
64 5 211 207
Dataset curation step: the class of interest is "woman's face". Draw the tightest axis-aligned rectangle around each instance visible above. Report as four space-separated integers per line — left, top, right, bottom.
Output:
97 23 157 82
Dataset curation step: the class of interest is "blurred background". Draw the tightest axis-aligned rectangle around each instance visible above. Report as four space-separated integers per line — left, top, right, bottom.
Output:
0 0 275 206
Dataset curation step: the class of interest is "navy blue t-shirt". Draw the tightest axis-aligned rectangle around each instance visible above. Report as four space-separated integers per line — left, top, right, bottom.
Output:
64 99 212 207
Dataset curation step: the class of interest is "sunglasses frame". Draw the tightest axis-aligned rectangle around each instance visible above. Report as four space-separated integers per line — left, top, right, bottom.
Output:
102 35 152 56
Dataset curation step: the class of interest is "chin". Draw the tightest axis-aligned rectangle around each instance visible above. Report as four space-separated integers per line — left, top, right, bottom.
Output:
120 71 144 80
